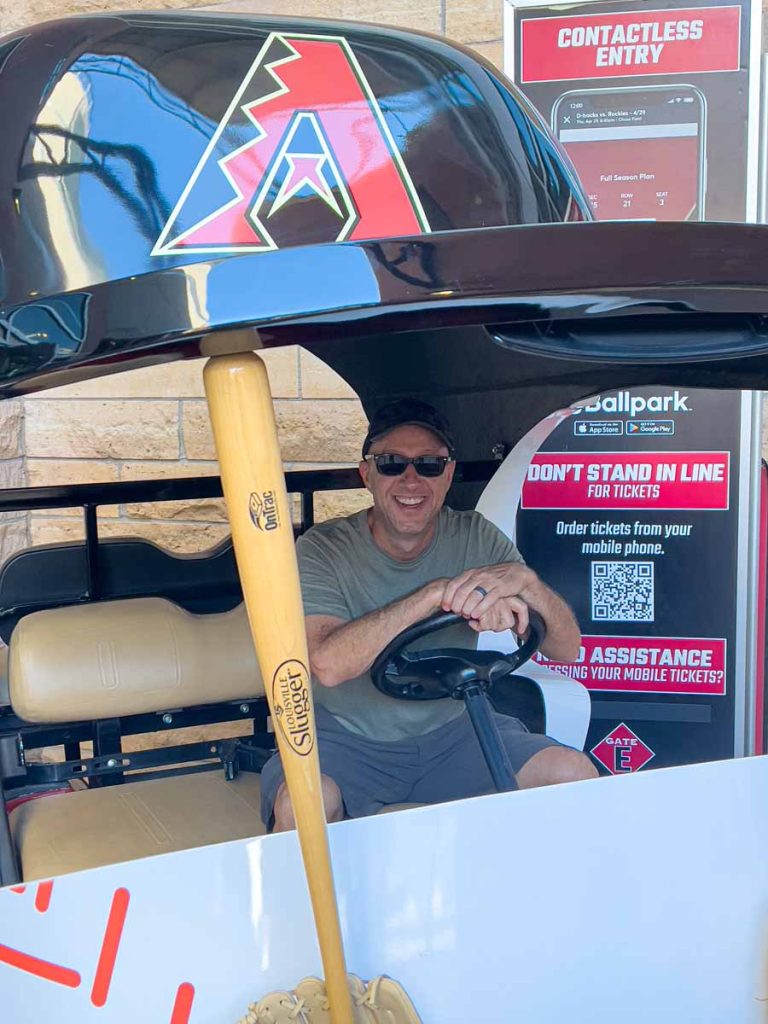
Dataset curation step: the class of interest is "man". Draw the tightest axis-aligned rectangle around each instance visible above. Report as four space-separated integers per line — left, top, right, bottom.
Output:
261 399 598 830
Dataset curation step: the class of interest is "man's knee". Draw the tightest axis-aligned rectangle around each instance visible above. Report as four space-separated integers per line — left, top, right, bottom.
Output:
517 746 598 789
272 774 344 832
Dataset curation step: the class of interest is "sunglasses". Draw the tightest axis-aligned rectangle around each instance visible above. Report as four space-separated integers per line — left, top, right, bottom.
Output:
366 454 454 477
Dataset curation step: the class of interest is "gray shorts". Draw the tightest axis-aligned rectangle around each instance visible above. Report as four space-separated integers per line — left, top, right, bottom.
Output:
260 703 563 825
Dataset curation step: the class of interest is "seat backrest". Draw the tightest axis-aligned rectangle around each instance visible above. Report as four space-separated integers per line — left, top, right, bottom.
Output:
0 538 242 643
9 598 264 724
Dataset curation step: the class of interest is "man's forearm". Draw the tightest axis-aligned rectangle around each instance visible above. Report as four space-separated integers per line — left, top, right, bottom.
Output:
520 575 581 662
310 581 445 687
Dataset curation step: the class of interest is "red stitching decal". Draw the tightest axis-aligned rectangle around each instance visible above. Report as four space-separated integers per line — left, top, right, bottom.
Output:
9 886 26 894
170 982 195 1024
35 880 54 913
90 887 130 1007
0 942 81 987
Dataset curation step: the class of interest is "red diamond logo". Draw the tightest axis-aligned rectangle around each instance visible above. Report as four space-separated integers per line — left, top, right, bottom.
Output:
591 723 655 775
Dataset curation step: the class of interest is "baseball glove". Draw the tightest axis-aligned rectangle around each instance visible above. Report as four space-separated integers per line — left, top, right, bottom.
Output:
238 974 422 1023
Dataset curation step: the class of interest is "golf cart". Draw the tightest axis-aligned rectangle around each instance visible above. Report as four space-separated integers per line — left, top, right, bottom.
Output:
1 10 768 1023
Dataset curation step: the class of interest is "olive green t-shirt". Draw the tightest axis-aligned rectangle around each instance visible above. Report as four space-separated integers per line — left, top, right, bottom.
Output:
297 507 524 741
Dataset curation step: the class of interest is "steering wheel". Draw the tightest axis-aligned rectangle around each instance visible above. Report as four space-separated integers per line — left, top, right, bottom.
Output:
371 608 547 701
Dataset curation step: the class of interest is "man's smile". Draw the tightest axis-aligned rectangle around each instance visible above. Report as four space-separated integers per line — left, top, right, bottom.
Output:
394 495 426 507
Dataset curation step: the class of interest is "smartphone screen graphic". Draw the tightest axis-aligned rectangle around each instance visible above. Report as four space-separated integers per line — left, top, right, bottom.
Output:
552 86 706 221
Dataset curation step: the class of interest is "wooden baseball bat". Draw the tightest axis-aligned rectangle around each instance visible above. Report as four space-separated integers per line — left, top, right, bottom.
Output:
204 351 354 1024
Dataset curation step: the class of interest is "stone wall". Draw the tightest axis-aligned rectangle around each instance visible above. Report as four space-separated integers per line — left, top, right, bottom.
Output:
0 403 26 562
24 349 372 550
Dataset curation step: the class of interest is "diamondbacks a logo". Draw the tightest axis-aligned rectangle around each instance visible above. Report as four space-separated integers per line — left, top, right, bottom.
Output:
152 32 430 255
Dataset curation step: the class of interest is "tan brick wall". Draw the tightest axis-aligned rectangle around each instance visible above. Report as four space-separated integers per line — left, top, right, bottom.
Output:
23 348 372 551
0 0 215 37
0 400 27 563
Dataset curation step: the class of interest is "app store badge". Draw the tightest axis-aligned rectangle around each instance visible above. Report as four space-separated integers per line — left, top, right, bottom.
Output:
573 420 623 436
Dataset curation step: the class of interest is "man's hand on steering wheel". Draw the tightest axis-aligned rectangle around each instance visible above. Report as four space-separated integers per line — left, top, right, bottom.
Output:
440 563 537 636
466 596 530 635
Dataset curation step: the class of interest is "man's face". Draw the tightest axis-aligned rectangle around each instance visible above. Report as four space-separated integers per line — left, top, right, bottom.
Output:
359 424 455 540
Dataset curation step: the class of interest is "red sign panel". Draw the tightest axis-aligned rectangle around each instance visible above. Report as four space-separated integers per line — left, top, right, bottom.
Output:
591 723 655 774
538 634 727 695
521 451 730 510
521 6 741 82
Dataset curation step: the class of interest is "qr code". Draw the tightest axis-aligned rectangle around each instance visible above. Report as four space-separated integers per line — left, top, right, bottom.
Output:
591 561 654 622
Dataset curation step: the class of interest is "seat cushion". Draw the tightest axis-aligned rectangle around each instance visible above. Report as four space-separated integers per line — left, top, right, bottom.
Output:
10 770 266 880
10 598 263 724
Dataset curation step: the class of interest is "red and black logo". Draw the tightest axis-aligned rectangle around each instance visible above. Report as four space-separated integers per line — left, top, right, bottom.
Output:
153 32 430 255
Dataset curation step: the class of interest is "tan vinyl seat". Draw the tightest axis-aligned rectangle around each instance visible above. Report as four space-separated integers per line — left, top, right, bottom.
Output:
10 771 266 881
7 597 270 879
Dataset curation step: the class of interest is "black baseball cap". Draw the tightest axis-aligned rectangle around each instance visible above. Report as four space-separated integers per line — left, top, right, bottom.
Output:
362 399 456 457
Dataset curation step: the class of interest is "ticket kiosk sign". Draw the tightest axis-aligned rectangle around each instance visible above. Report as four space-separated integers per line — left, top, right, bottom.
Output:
515 388 761 769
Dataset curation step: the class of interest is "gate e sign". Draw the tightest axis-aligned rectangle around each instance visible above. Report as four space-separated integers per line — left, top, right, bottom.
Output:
591 723 655 774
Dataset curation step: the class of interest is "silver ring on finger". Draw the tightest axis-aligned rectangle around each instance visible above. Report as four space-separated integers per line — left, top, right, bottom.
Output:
473 586 488 598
